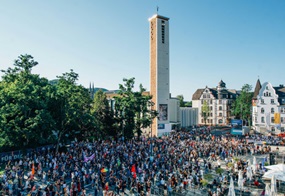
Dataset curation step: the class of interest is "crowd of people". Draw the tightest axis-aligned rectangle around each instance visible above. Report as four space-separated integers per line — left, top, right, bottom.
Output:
0 127 280 196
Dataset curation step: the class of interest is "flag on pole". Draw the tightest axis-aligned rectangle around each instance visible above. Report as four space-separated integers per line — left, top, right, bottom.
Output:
31 163 35 176
131 164 136 178
84 153 95 162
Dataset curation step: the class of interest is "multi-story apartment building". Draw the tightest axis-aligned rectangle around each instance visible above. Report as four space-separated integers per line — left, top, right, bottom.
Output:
252 80 285 134
192 80 239 125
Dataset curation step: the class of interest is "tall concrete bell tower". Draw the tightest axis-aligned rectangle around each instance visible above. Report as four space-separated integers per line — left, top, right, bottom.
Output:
149 14 170 136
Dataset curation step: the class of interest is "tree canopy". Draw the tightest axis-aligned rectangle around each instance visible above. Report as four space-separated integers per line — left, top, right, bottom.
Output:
0 55 94 151
114 78 157 139
231 84 253 125
0 55 159 151
201 100 210 125
0 55 55 150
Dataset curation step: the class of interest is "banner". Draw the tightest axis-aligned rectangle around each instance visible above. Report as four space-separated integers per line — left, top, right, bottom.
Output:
84 154 95 162
274 113 281 124
230 119 243 135
158 104 168 121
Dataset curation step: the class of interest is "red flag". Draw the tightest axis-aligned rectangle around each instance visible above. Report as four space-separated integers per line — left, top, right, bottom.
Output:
131 164 136 173
31 163 35 176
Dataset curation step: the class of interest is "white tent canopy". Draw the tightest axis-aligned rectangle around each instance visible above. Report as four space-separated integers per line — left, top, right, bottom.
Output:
263 164 285 181
238 170 243 190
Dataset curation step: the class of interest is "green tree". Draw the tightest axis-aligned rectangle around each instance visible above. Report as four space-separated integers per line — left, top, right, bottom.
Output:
231 84 253 126
114 78 157 139
91 90 117 139
176 95 185 107
51 69 93 150
0 54 55 150
201 100 210 125
185 101 192 107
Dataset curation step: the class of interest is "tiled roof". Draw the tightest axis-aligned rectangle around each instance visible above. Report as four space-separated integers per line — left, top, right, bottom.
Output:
192 88 238 100
192 89 204 100
253 79 261 100
274 86 285 105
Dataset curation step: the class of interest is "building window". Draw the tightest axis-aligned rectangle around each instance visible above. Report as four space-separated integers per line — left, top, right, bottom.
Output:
219 100 222 104
203 94 206 98
255 116 257 123
219 106 222 111
281 108 285 113
210 106 212 110
266 86 269 90
261 108 264 114
271 127 275 132
271 117 274 123
261 99 264 104
218 119 223 124
219 113 222 117
210 119 213 124
161 21 165 44
281 117 284 124
201 119 203 123
210 113 213 117
281 127 284 132
261 117 265 123
271 108 274 114
210 100 212 104
207 94 210 98
271 99 274 104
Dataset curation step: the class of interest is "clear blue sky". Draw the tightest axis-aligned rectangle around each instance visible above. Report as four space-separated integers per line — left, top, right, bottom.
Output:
1 0 284 101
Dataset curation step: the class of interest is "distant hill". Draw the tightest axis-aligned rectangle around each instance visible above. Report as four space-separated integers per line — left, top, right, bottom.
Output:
91 87 109 93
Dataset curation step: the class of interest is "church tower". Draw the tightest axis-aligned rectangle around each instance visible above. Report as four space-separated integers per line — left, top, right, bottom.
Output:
149 14 170 136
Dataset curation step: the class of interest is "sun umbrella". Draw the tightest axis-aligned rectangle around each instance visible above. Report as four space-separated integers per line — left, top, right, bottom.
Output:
228 176 236 196
248 159 251 167
263 164 285 181
264 183 270 196
252 156 257 174
246 165 253 181
270 175 277 196
238 170 243 190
